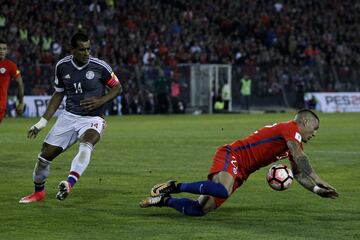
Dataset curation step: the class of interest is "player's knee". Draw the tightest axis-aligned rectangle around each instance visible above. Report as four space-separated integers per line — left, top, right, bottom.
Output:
80 129 100 145
200 205 213 216
200 196 218 215
40 143 62 161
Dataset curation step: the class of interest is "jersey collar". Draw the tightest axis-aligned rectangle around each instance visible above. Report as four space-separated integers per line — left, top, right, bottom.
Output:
70 55 90 70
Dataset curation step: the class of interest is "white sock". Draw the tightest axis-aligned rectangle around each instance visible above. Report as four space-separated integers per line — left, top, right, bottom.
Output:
70 142 93 176
33 155 51 191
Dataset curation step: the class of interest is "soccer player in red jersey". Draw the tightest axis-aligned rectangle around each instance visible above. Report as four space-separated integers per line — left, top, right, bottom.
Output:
0 39 24 123
140 109 339 216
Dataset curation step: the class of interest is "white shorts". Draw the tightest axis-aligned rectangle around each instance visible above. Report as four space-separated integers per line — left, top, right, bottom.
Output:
44 110 106 150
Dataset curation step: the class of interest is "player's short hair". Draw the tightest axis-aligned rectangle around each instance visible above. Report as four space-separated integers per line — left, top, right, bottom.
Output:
0 39 7 45
71 32 89 48
296 109 319 123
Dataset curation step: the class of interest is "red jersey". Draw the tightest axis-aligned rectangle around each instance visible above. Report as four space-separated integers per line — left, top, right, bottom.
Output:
228 120 303 180
0 59 20 109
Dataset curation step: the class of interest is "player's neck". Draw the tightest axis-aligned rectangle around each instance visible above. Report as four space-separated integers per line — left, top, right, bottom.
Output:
73 58 88 67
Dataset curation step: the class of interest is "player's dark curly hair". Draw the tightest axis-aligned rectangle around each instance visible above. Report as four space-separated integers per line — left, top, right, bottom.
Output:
0 39 7 45
71 32 89 48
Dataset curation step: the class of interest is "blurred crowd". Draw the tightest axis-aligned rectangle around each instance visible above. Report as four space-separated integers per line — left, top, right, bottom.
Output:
1 0 359 113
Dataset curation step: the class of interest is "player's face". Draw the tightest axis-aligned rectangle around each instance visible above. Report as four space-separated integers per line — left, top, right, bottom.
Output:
72 40 90 66
301 118 319 143
0 43 8 60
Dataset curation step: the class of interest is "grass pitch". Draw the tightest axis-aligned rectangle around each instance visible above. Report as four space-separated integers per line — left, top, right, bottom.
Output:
0 112 359 240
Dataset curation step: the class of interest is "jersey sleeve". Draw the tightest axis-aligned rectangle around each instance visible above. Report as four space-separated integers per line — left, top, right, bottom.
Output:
106 72 120 88
100 61 120 88
54 64 65 92
9 61 21 79
279 122 302 144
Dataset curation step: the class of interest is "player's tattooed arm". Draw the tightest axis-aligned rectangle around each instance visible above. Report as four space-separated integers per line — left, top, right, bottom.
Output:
287 140 339 198
287 140 316 191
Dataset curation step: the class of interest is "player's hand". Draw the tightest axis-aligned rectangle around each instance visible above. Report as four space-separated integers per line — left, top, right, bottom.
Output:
80 97 105 112
313 183 339 199
28 126 40 139
27 117 48 139
16 103 24 116
316 180 337 192
315 187 339 199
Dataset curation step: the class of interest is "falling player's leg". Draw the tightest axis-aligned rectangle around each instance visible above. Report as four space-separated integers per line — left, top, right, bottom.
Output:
140 146 241 216
167 172 235 216
151 179 229 198
140 172 237 216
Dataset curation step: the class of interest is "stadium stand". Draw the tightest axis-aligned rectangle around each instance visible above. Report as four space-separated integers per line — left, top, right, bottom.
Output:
1 0 359 113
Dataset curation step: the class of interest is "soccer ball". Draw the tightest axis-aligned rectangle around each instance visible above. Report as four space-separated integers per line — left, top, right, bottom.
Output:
266 164 294 191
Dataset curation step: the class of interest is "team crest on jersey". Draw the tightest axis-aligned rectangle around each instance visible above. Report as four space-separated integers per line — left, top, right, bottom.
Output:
86 71 95 79
0 67 6 74
295 132 302 142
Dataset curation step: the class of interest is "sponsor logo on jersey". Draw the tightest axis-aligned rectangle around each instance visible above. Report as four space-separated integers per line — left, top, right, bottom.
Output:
230 156 238 174
86 71 95 79
295 132 302 142
0 67 6 74
64 74 70 79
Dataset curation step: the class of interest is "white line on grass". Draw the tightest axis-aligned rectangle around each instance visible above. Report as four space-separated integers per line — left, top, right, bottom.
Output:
308 150 360 156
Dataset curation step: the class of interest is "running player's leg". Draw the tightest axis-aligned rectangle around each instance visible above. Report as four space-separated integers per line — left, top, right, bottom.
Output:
20 114 74 203
65 129 100 189
35 143 63 190
19 143 63 203
57 117 104 200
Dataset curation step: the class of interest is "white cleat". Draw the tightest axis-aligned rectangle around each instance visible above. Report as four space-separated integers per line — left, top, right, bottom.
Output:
139 194 169 208
56 181 71 201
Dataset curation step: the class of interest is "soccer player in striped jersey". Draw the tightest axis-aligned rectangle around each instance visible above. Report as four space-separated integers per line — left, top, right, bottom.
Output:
20 32 122 203
140 109 339 216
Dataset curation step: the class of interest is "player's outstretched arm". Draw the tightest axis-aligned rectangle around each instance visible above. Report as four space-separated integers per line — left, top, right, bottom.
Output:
28 91 65 139
287 140 339 199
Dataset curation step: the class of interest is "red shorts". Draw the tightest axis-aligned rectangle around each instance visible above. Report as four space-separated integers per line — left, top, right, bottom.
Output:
0 109 5 123
208 145 244 208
